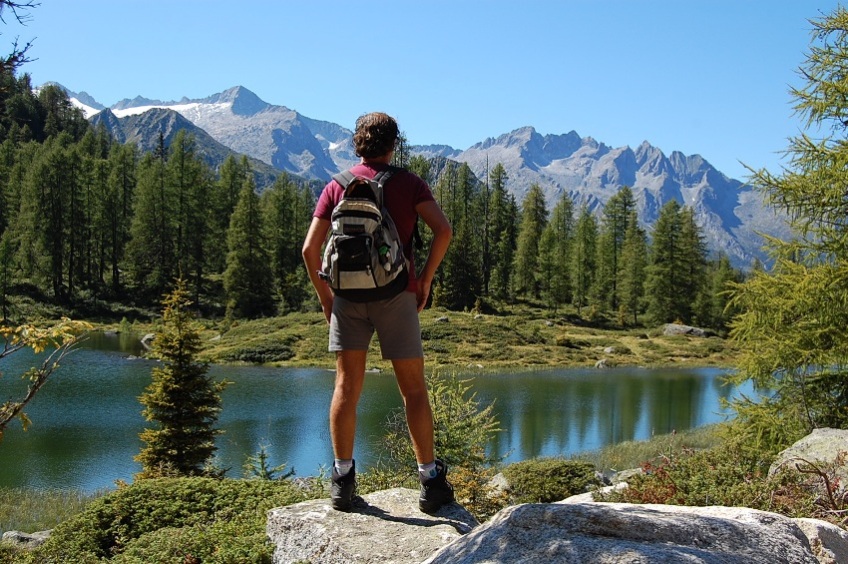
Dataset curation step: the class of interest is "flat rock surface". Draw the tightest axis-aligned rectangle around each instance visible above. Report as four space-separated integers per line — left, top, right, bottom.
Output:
267 487 478 564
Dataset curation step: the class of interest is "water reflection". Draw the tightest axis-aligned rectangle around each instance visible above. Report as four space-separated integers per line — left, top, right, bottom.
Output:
476 367 728 462
0 333 748 493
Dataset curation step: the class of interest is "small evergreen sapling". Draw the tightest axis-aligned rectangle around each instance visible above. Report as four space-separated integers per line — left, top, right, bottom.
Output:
135 279 230 478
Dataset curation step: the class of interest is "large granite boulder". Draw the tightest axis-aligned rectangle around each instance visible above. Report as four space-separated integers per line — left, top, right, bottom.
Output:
662 323 709 337
769 427 848 492
425 502 820 563
266 487 478 564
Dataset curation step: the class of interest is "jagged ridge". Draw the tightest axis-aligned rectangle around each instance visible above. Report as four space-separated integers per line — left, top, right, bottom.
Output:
56 82 785 267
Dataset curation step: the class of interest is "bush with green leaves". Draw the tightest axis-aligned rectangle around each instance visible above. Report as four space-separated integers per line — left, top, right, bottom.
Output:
32 478 308 563
380 372 501 471
502 458 599 503
595 441 846 527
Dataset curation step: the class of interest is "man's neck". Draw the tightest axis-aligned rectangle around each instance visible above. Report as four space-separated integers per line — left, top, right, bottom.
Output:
361 152 393 166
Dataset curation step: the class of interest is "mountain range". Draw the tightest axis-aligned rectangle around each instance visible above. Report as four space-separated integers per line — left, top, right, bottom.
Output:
56 83 789 268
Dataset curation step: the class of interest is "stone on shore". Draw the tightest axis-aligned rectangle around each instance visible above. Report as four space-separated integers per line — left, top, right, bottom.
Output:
266 487 478 564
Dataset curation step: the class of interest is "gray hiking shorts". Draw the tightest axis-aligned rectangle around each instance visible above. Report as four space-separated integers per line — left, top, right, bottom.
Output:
329 290 423 359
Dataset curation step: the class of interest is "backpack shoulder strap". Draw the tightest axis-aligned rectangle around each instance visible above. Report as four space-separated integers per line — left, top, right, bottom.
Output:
372 165 399 187
332 170 357 189
370 165 401 208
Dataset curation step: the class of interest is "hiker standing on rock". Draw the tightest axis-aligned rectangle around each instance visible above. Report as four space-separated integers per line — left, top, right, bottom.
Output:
302 112 454 513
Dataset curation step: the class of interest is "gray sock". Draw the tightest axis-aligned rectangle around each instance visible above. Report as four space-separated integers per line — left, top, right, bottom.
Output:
418 461 437 480
334 459 354 476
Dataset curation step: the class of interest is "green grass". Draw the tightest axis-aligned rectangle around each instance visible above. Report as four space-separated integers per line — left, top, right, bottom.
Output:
140 302 739 371
0 488 102 536
575 424 727 474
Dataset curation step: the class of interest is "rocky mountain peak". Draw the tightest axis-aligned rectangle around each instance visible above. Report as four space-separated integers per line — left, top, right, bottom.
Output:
111 95 168 111
201 85 270 116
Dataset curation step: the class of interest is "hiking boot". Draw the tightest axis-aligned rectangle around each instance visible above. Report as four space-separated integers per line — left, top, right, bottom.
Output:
330 461 356 512
419 459 455 514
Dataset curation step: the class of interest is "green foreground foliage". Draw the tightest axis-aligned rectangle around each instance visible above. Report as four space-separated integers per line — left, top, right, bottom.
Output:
596 424 847 529
726 5 848 451
7 478 310 563
502 459 599 504
2 424 845 562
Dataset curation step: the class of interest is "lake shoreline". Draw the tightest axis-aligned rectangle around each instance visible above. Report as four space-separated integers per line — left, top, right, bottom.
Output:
1 337 745 495
92 306 740 373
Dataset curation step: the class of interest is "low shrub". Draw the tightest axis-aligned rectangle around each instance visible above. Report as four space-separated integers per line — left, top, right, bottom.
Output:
33 478 308 563
595 442 846 527
0 542 33 564
448 464 510 522
502 458 599 503
555 336 591 348
110 520 270 564
221 341 294 363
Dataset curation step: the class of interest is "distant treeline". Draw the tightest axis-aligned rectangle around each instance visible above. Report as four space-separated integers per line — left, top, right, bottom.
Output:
398 137 745 332
0 73 743 331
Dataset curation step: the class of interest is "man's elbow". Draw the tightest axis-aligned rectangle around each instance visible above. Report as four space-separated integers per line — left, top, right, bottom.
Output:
301 243 317 264
439 223 453 242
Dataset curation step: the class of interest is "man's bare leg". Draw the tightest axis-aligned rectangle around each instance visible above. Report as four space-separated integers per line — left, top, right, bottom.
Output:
330 350 367 460
391 357 434 464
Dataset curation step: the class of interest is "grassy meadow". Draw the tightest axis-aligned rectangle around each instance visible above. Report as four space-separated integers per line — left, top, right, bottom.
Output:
96 303 738 372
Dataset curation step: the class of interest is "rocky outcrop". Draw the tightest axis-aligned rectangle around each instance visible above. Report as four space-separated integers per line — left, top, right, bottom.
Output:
1 530 51 548
662 323 710 337
266 487 477 564
769 427 848 492
267 487 848 564
426 502 821 563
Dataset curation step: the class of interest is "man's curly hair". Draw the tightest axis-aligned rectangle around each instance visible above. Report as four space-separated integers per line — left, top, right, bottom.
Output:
353 112 399 159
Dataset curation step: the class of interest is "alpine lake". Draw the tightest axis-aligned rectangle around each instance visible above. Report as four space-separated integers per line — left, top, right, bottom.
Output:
0 331 754 494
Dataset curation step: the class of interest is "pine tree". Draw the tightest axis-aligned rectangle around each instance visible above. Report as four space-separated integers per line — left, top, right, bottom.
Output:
434 162 480 309
391 132 410 168
512 184 547 298
489 169 518 301
105 142 136 292
224 176 274 318
209 154 248 273
592 186 635 312
481 163 507 297
262 172 313 311
406 154 433 275
571 205 598 314
126 134 174 298
617 210 648 325
136 279 229 478
693 254 740 332
679 206 707 316
167 130 210 302
538 191 575 311
16 135 78 300
644 199 683 324
643 200 708 325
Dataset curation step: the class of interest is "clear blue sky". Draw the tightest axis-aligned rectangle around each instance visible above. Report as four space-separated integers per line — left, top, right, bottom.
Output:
8 0 842 180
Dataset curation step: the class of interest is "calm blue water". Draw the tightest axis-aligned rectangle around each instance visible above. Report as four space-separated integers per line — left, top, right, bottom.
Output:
0 332 750 493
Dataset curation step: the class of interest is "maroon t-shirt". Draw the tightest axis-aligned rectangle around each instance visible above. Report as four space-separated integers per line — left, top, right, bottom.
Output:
314 162 435 292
